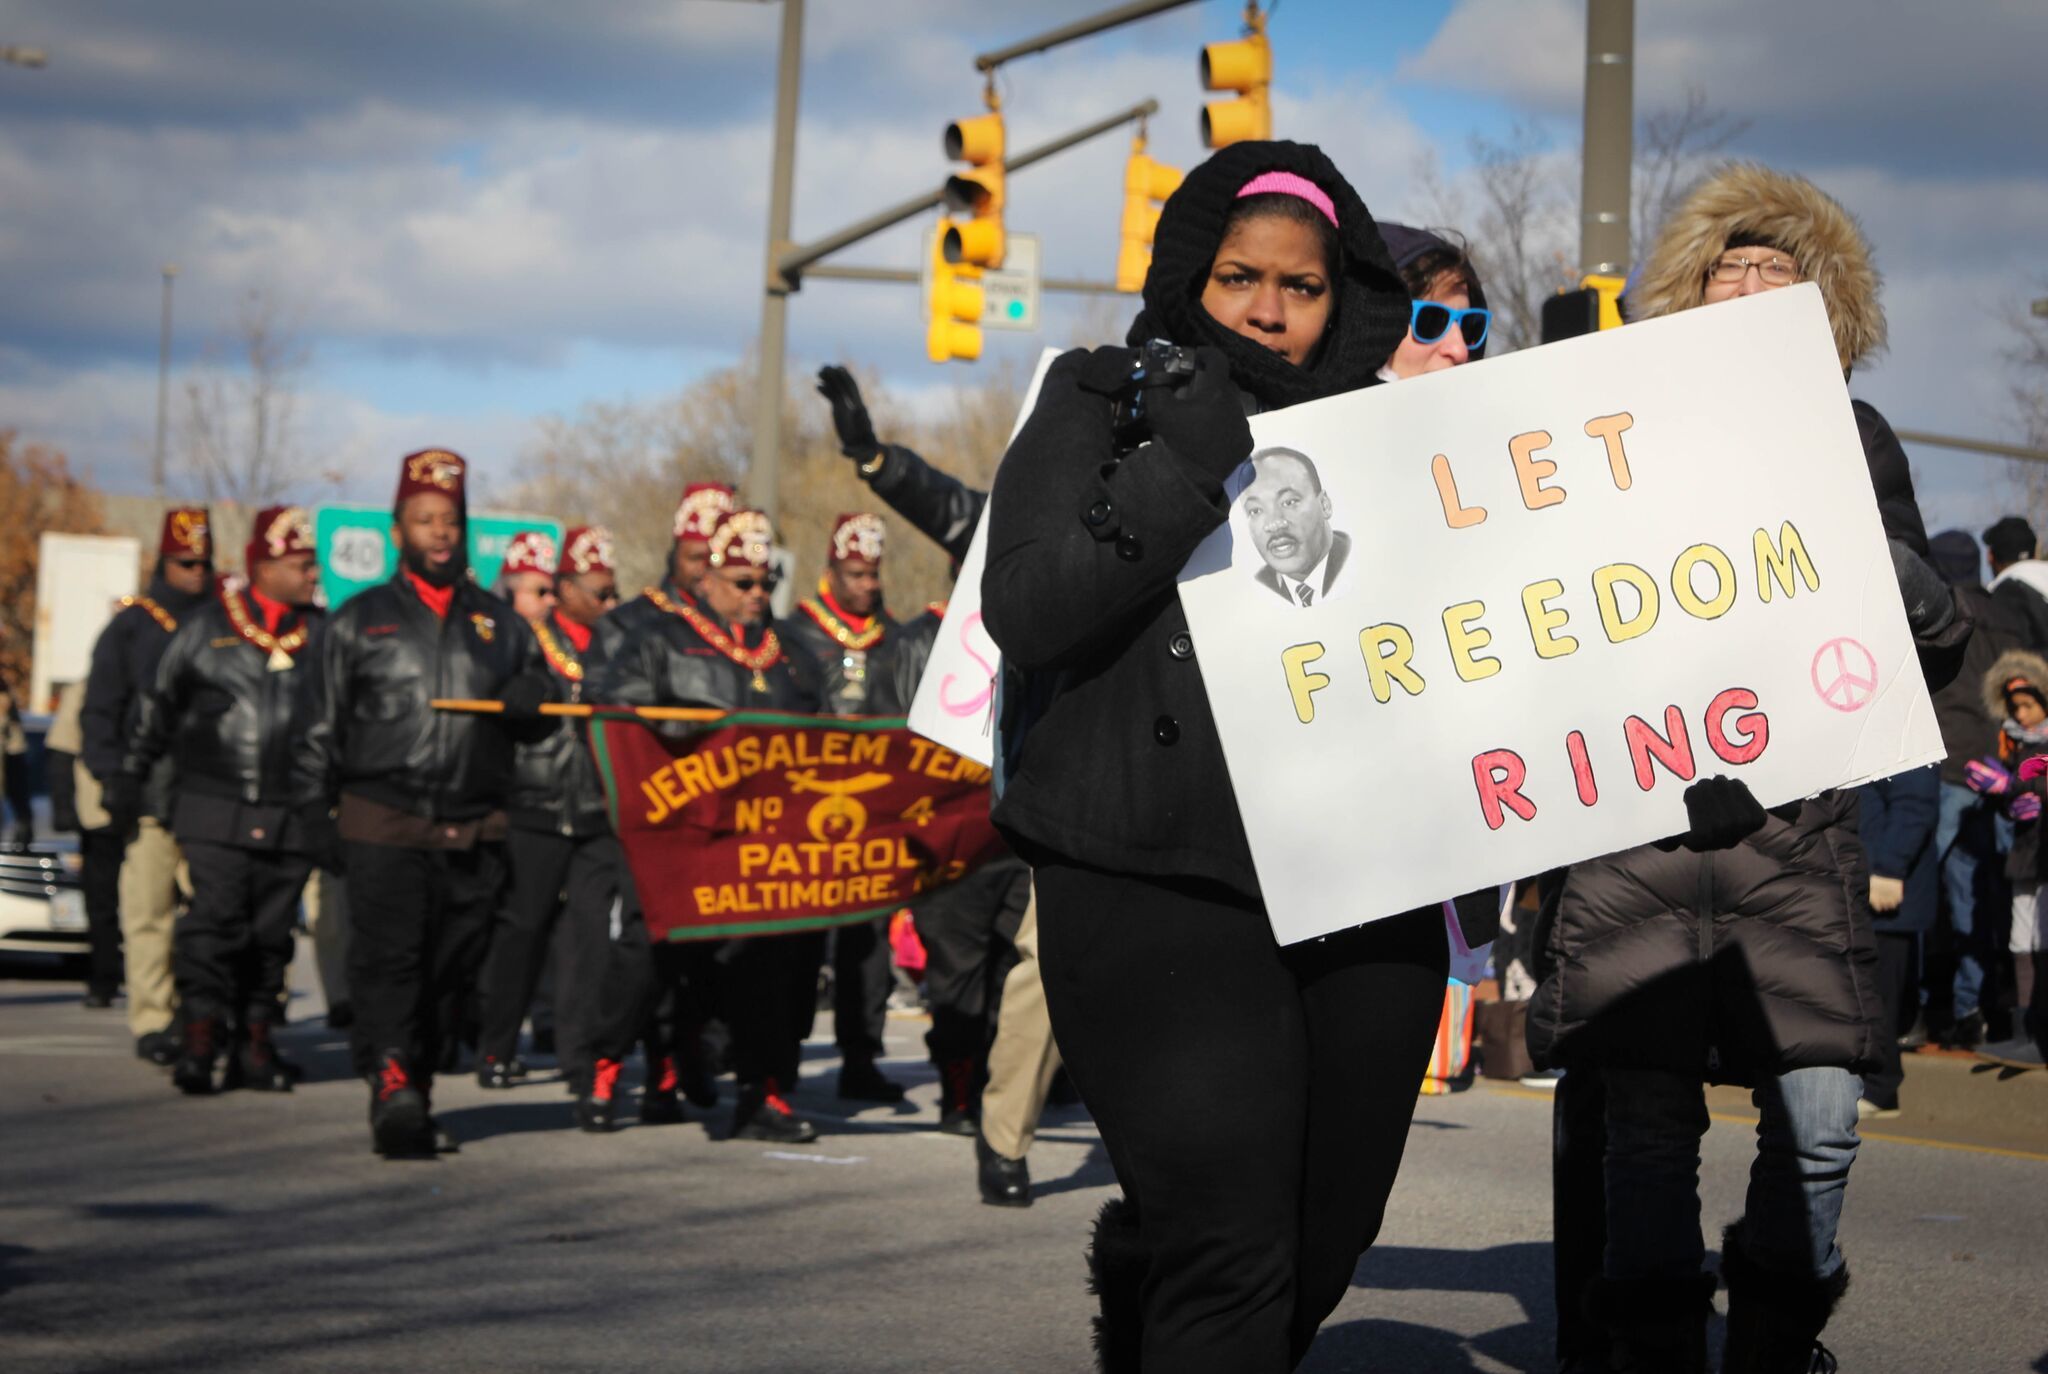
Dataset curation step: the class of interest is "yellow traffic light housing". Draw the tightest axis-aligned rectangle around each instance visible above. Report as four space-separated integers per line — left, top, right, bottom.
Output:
942 88 1006 270
928 219 984 363
1116 131 1184 294
1202 3 1271 148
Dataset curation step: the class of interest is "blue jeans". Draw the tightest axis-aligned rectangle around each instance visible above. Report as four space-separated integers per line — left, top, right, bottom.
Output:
1602 1066 1860 1282
1936 782 2009 1019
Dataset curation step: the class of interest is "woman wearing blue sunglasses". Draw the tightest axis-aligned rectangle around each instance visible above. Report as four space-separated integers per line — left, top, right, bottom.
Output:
1377 224 1489 379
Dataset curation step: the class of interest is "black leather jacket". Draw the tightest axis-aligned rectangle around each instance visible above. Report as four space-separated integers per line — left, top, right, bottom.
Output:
779 601 898 714
292 575 550 820
510 614 609 837
860 444 986 564
126 593 324 808
590 587 821 716
80 573 212 819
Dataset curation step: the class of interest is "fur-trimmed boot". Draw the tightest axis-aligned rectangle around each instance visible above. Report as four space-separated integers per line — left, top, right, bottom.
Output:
1583 1272 1717 1374
1720 1220 1847 1373
1084 1195 1145 1374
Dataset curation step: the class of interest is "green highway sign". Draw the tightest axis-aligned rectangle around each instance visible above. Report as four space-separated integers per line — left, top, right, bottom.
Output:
314 505 564 607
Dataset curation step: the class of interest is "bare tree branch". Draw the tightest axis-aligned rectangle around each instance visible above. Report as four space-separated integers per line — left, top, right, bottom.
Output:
180 288 312 507
1633 86 1751 251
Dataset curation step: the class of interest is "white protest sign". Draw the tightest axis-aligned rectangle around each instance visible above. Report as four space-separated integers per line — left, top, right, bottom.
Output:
1176 285 1944 946
906 348 1062 766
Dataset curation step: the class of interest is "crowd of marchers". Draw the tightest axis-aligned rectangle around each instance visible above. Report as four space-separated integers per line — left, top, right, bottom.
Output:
9 143 2046 1374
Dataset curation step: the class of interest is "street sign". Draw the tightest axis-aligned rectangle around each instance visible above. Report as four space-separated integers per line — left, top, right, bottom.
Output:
921 229 1040 333
314 505 564 607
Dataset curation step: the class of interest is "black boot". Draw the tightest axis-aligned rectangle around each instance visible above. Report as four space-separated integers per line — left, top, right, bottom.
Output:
136 1029 179 1067
975 1130 1032 1208
234 1020 297 1092
368 1052 434 1158
171 1016 220 1095
1085 1196 1145 1374
1720 1220 1847 1373
476 1054 518 1089
937 1057 979 1137
837 1053 907 1103
1583 1273 1716 1374
731 1078 817 1143
640 1053 685 1124
577 1057 623 1133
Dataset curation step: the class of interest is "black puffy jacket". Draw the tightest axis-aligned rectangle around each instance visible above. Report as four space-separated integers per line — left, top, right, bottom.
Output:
509 613 609 837
780 601 898 714
126 591 324 808
292 575 550 821
1526 792 1883 1084
80 574 212 819
589 586 821 716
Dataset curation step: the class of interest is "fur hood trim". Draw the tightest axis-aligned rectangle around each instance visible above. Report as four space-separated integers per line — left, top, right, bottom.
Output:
1631 163 1885 371
1983 648 2048 720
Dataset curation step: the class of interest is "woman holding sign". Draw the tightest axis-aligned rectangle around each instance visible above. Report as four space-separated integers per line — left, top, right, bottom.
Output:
983 142 1456 1373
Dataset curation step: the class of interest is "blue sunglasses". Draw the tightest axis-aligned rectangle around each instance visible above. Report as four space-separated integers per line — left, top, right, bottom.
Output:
1409 299 1490 350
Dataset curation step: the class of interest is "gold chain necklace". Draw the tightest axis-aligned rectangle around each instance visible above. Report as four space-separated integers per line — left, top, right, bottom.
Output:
531 618 584 683
645 586 783 693
799 592 885 651
223 589 309 671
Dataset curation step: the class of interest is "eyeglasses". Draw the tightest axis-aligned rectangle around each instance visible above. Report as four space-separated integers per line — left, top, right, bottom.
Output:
1706 253 1799 287
1410 300 1490 349
168 558 208 570
726 574 780 593
594 587 621 603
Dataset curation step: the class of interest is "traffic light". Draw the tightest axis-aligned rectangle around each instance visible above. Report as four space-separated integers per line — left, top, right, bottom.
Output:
928 219 984 363
1201 3 1271 148
941 94 1006 271
1539 273 1628 344
1116 131 1184 293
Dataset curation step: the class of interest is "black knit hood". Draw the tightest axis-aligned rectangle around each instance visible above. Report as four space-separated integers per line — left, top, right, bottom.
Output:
1127 139 1409 411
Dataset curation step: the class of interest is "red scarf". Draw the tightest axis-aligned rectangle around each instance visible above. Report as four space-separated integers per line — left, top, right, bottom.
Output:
248 585 292 634
820 584 873 634
554 610 593 654
404 568 455 619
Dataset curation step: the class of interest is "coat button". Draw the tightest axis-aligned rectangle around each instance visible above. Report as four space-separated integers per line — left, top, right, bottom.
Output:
1085 499 1114 527
249 826 266 841
1116 532 1143 562
1153 714 1180 746
1168 631 1194 660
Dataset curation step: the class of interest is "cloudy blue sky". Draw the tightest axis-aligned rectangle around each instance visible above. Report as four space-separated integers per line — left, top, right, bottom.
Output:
3 0 2043 534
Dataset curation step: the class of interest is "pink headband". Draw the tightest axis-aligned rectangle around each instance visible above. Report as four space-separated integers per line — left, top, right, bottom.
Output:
1236 171 1338 228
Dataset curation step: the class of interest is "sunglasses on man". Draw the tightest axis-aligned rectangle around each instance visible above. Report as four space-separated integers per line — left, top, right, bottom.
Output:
1409 300 1491 350
725 574 781 594
167 557 208 570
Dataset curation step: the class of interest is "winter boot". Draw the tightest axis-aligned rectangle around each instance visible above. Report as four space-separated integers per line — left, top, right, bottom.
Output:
937 1057 979 1137
677 1028 720 1108
1720 1221 1847 1373
1582 1273 1716 1374
1084 1195 1145 1374
171 1015 220 1095
837 1052 907 1103
368 1052 434 1158
235 1020 297 1092
731 1078 818 1143
640 1053 685 1125
577 1057 623 1133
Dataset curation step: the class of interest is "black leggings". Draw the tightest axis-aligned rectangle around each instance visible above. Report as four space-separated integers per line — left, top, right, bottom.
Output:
1034 861 1448 1374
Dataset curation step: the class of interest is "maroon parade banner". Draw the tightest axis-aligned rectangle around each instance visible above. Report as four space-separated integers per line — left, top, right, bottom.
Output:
588 711 1006 941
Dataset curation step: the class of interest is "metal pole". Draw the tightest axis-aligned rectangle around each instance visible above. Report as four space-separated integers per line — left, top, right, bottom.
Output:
748 0 804 519
1578 0 1633 278
153 264 177 501
804 263 1130 297
777 98 1159 282
974 0 1197 72
1893 430 2048 465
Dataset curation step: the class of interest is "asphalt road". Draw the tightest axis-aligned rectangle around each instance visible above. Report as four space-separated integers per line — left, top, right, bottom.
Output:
2 967 2044 1374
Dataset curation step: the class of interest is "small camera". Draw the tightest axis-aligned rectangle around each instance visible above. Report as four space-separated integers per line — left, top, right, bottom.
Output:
1110 339 1200 455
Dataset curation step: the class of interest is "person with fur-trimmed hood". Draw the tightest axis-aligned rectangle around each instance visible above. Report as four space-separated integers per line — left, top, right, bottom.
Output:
1963 650 2048 1067
1530 163 1966 1373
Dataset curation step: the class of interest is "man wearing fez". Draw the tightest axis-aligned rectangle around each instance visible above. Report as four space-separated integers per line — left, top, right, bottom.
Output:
591 508 829 1143
584 479 736 1114
781 512 908 1104
293 449 553 1158
124 505 324 1094
478 526 654 1133
494 528 560 624
84 505 214 1066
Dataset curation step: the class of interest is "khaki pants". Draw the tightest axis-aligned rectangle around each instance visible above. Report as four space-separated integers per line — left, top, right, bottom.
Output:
119 819 186 1037
303 868 350 1012
978 888 1062 1160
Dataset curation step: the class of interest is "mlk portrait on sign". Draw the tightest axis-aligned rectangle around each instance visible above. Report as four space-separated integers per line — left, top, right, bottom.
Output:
1242 446 1351 608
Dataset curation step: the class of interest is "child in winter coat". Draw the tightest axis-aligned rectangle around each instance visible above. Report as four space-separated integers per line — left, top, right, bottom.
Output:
1965 650 2048 1063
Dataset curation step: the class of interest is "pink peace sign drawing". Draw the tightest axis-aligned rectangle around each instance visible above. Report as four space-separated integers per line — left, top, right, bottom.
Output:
1811 637 1879 713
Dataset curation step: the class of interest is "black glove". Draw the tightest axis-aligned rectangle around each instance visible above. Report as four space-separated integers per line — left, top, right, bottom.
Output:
101 773 143 836
1888 538 1958 641
1677 775 1768 852
816 365 881 463
296 801 343 875
500 673 550 720
1140 345 1253 482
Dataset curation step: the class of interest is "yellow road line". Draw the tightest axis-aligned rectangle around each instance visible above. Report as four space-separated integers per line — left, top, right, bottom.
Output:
1474 1082 2048 1164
